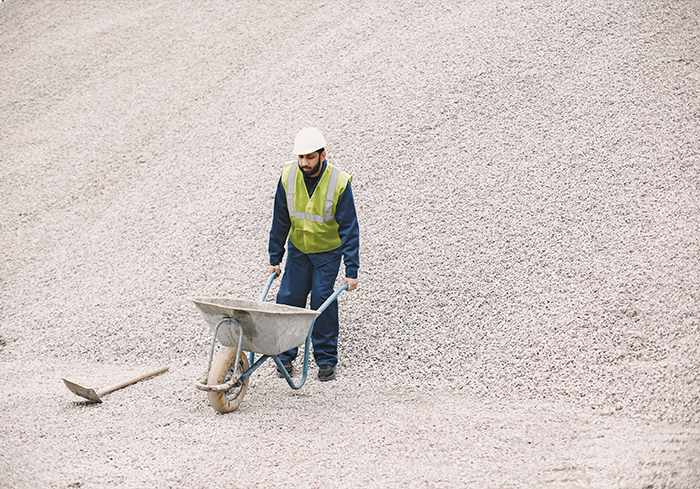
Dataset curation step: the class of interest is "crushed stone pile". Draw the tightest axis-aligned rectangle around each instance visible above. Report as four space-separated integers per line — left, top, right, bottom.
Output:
1 1 698 488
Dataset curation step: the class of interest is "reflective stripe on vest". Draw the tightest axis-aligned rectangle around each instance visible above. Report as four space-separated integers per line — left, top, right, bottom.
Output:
285 163 341 223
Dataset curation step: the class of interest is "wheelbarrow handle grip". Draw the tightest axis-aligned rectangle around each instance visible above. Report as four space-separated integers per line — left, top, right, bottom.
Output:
316 284 349 315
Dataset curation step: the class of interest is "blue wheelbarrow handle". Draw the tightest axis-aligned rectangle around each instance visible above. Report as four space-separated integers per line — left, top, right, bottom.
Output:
316 283 349 314
260 271 278 302
260 271 349 313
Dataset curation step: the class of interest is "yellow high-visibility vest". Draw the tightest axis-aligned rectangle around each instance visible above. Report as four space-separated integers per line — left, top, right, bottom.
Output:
281 161 352 254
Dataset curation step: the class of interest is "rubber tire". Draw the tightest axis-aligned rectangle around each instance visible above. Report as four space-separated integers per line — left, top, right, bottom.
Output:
207 348 250 413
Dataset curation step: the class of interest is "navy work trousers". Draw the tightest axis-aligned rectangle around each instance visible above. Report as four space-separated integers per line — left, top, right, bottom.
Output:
276 245 342 367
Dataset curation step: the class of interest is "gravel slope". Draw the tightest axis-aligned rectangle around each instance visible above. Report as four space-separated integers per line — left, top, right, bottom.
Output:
1 1 699 488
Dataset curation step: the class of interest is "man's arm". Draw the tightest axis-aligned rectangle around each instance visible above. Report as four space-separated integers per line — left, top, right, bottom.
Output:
335 183 359 290
269 178 290 276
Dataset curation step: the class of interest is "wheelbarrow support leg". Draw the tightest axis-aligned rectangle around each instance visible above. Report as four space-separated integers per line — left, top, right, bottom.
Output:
274 283 348 390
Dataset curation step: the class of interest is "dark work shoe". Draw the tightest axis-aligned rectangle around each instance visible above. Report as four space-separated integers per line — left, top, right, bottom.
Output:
317 365 336 382
276 361 293 378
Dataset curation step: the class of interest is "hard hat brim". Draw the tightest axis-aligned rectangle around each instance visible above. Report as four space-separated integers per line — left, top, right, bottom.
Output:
293 146 325 156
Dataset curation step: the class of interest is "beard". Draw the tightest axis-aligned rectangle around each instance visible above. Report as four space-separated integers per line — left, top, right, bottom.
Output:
300 159 321 177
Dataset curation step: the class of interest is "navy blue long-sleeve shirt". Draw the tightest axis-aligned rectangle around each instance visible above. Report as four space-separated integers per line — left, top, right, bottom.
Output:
269 160 360 279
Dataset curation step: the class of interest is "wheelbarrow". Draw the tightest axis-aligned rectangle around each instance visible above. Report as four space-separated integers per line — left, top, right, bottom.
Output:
191 273 347 413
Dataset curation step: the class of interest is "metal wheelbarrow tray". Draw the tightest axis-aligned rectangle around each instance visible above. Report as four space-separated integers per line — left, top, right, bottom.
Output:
191 298 319 356
191 273 346 414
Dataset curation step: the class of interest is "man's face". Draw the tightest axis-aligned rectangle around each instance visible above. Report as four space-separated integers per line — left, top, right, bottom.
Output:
298 151 325 177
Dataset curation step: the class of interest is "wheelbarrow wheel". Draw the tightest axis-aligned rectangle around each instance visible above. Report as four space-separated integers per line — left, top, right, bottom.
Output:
207 348 250 413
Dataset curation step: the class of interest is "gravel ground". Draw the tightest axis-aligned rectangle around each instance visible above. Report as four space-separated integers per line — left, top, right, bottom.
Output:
1 1 699 487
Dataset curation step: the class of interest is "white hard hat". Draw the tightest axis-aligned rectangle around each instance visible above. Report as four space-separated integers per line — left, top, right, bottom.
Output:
293 127 326 155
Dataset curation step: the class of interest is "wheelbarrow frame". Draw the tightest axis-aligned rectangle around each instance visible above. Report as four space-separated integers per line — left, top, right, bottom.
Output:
194 273 347 402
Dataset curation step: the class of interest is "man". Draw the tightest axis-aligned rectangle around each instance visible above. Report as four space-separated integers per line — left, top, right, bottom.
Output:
268 127 359 381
